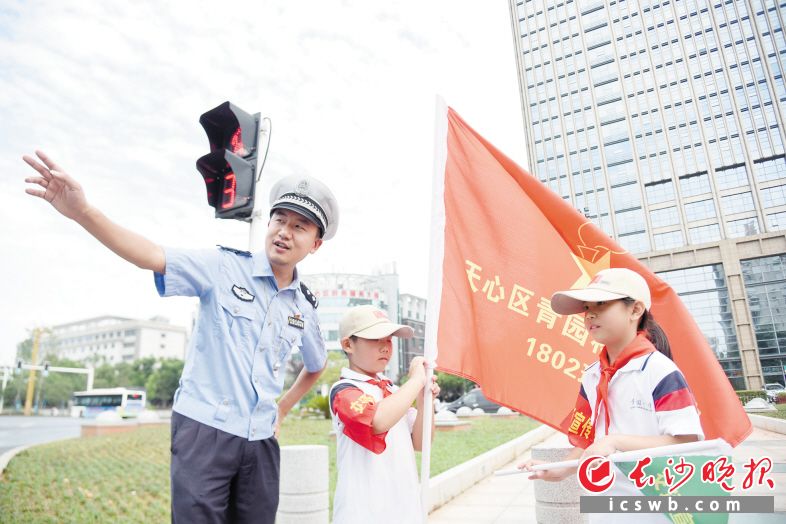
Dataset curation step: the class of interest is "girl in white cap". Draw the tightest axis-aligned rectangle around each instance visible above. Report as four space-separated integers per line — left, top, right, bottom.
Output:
518 268 703 490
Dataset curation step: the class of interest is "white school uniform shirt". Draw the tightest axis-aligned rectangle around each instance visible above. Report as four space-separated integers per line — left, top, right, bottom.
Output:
580 351 704 440
571 351 704 523
329 368 422 524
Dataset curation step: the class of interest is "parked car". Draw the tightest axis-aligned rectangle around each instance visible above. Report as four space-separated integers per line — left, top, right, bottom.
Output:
442 387 502 413
763 383 785 403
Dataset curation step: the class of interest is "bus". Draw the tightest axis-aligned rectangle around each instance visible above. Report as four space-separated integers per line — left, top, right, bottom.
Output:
70 388 147 418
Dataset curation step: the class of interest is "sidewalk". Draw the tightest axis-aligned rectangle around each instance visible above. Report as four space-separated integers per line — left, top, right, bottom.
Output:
429 426 786 523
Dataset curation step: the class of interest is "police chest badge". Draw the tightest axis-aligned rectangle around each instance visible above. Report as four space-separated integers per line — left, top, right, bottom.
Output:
232 285 255 302
288 314 304 330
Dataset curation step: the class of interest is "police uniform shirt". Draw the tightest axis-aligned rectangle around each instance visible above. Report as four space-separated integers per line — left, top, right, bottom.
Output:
154 245 326 440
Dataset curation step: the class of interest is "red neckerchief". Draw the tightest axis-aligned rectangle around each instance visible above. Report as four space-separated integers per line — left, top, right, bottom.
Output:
595 332 656 435
366 377 393 398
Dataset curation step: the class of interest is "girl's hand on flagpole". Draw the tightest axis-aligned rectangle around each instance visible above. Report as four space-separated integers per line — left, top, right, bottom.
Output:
418 374 440 408
581 435 618 459
428 375 440 400
517 459 572 481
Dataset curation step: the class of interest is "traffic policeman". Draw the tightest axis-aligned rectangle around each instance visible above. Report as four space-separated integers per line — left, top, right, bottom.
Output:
22 150 338 523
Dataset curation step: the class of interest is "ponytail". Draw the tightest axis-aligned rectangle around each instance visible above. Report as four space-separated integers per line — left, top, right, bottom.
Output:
622 298 672 359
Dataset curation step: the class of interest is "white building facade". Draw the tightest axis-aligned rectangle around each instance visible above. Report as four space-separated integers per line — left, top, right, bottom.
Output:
40 315 188 365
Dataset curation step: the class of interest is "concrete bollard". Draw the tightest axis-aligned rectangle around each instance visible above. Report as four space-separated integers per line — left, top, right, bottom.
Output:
81 412 140 437
276 444 329 524
532 436 586 524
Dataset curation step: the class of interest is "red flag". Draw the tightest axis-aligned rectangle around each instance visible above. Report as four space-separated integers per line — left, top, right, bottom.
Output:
431 106 751 447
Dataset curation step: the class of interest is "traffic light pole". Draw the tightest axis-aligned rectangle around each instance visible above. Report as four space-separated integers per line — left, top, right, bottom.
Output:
248 117 272 252
23 328 40 416
11 361 94 415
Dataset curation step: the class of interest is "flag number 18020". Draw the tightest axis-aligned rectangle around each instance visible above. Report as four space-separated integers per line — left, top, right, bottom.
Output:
525 338 588 383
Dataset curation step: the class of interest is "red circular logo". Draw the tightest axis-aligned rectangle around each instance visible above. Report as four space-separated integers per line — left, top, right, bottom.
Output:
577 455 615 493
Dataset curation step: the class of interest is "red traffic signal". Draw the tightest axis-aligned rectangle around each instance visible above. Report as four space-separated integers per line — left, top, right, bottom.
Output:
196 102 260 220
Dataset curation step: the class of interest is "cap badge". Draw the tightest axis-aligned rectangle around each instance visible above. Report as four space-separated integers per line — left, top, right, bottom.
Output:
296 179 310 196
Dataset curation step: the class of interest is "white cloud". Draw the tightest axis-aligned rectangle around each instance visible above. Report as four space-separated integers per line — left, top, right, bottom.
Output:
0 0 527 365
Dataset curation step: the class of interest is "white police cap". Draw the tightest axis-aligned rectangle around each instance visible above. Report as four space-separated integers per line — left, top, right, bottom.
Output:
269 175 339 240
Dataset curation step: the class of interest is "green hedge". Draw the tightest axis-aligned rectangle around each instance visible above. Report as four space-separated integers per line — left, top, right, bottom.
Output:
736 389 768 404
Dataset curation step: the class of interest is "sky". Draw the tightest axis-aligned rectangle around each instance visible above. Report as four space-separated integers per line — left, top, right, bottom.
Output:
0 0 529 366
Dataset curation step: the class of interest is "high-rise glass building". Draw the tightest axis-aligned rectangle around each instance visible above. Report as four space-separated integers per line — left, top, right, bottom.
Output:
509 0 786 390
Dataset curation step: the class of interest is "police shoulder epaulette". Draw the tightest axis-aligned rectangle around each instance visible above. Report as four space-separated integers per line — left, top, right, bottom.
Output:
300 282 319 309
217 245 252 257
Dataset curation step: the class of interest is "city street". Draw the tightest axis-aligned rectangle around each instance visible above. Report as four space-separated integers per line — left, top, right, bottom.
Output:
0 416 81 456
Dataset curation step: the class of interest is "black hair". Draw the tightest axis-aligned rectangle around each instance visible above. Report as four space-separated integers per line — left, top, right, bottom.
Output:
341 335 358 357
622 297 672 360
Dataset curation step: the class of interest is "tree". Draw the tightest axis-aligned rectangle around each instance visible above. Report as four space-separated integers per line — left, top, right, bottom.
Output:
314 351 345 391
92 363 117 389
146 359 184 407
2 371 27 412
436 371 475 402
39 358 89 409
16 336 33 362
129 357 157 387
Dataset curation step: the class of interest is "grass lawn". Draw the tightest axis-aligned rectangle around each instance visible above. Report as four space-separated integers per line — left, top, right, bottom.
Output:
0 415 538 523
754 402 786 419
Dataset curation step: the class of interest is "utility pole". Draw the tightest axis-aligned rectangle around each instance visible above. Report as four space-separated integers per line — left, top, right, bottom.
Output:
23 328 40 416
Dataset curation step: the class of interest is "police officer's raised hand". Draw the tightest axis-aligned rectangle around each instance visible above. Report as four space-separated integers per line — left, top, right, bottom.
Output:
22 149 165 273
23 150 90 221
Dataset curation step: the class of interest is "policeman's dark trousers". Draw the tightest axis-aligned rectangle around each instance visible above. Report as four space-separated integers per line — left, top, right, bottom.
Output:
170 412 280 524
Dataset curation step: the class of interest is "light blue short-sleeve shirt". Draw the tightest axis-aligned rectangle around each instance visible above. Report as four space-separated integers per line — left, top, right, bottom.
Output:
154 246 326 440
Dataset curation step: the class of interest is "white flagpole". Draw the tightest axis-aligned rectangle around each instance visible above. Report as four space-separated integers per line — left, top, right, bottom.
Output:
494 438 733 476
420 95 449 521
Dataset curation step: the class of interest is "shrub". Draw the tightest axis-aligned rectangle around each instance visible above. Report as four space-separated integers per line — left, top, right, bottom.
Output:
305 394 331 419
736 389 768 404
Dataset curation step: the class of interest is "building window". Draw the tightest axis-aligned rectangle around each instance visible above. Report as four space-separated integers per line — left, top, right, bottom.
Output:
689 223 722 244
615 208 646 234
714 165 749 190
721 192 755 215
726 217 760 238
741 255 786 383
611 183 643 211
684 199 717 221
645 180 675 205
651 206 681 228
679 172 711 197
657 264 742 388
607 160 637 185
653 230 685 250
618 232 650 254
767 211 786 231
760 185 786 208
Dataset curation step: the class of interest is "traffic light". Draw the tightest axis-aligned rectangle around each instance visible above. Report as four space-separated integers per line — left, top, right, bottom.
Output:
196 101 261 220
